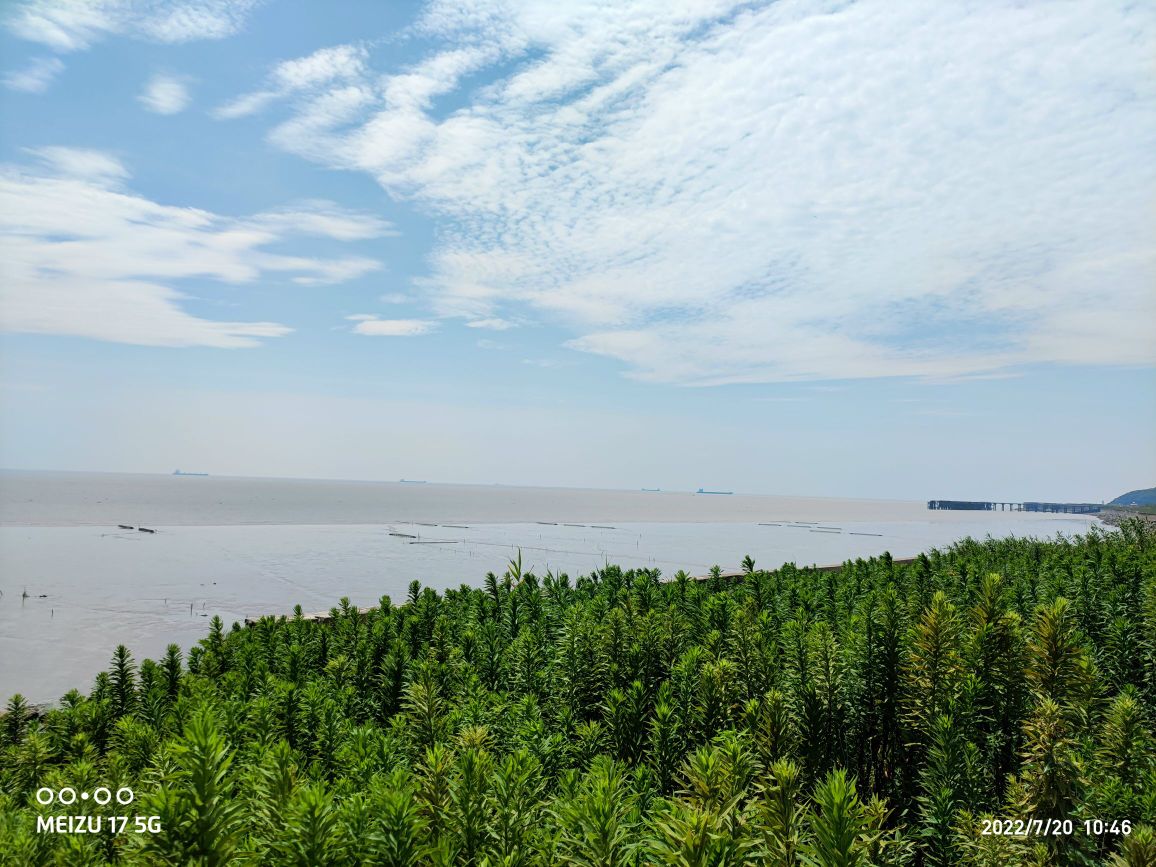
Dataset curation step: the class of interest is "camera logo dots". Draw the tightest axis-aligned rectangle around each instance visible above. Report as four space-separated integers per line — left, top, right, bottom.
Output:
35 787 134 806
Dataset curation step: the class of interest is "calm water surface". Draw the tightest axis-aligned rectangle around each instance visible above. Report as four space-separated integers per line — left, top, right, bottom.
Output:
0 472 1099 703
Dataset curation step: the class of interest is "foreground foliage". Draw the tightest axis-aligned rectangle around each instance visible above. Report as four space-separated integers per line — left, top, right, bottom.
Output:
2 521 1155 865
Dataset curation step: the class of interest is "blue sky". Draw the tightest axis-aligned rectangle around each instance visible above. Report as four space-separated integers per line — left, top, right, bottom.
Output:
0 0 1153 501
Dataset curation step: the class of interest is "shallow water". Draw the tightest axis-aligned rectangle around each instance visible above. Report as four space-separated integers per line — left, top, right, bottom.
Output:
0 472 1098 703
0 469 1018 526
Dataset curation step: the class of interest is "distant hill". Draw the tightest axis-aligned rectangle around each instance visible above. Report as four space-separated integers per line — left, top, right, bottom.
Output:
1110 487 1156 506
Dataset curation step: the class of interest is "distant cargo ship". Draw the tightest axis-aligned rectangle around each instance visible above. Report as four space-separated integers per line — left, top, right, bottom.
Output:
399 479 428 484
173 470 209 476
696 488 733 495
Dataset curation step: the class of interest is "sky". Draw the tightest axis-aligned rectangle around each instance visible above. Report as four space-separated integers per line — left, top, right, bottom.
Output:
0 0 1153 502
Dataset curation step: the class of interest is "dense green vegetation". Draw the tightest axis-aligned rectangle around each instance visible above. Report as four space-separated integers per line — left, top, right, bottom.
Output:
2 522 1155 866
1110 489 1156 507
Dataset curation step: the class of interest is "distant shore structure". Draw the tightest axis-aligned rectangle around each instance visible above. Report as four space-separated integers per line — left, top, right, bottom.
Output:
927 499 1102 514
172 470 209 477
696 488 734 495
399 479 428 484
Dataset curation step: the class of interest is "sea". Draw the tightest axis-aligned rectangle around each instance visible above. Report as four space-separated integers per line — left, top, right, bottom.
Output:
0 471 1100 704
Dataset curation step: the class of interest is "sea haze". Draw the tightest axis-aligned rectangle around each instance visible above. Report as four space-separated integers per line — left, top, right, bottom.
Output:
4 469 976 525
1 471 1099 703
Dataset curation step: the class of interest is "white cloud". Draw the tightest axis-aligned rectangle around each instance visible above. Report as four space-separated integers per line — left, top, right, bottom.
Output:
3 55 63 92
466 317 516 330
212 89 279 119
236 0 1156 384
212 43 369 119
6 0 264 52
286 258 382 286
273 43 367 90
254 201 394 241
139 73 192 114
29 146 128 182
0 150 389 347
6 1 262 95
351 318 437 336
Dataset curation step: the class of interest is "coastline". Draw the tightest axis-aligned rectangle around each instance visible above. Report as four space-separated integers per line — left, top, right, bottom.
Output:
1 515 1100 704
0 473 1107 704
1096 507 1156 528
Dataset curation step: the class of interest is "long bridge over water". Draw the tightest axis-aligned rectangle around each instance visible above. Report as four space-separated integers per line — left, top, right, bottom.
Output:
927 500 1102 514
